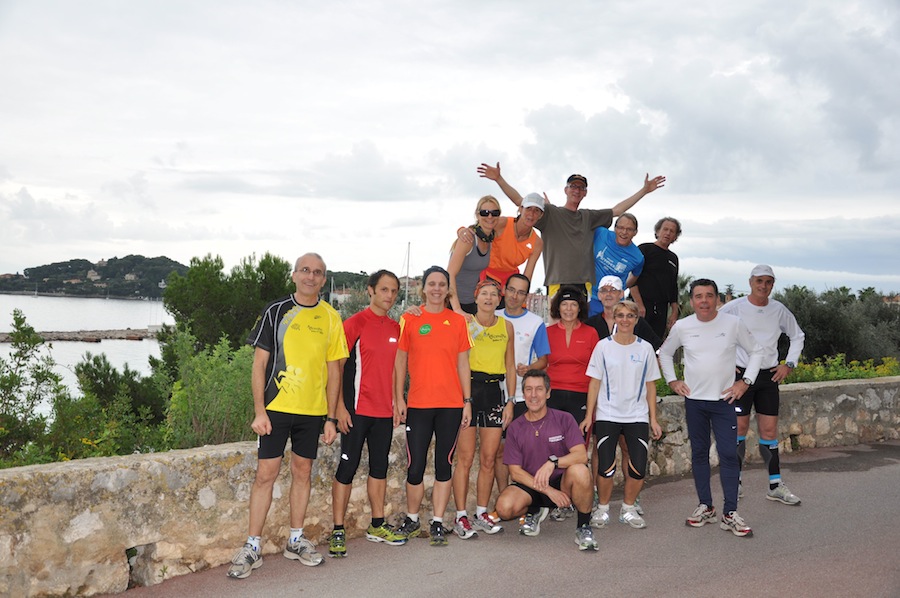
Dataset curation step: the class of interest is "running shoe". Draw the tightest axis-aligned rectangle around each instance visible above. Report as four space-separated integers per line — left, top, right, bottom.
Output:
766 483 801 505
720 511 753 537
453 515 478 539
226 543 261 579
519 507 550 537
574 525 598 551
328 529 347 557
366 522 408 545
429 520 448 546
619 504 647 529
472 512 503 534
550 505 576 521
590 505 610 528
283 535 323 566
634 495 644 516
685 504 717 528
396 516 421 539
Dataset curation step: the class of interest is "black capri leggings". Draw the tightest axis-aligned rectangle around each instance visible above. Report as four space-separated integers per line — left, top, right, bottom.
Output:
405 407 462 485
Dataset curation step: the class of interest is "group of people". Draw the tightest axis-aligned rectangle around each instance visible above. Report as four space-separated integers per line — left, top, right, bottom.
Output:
227 164 806 579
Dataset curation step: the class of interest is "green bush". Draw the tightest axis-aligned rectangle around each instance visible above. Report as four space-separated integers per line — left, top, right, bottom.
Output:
75 352 169 423
46 390 166 461
0 310 59 461
164 330 255 448
785 354 900 383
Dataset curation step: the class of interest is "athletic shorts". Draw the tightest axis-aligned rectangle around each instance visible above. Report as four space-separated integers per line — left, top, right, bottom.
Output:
594 420 650 479
500 401 528 439
459 302 478 315
472 374 505 429
258 410 324 460
335 414 394 485
734 367 780 417
512 475 563 508
547 389 588 432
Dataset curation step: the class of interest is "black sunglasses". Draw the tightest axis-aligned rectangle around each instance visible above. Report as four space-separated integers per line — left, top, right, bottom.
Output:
479 209 501 217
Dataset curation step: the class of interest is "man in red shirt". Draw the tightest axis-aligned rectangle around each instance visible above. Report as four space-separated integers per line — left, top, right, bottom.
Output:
328 270 407 557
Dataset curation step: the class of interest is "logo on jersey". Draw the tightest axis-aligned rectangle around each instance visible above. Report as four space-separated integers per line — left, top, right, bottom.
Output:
419 324 432 335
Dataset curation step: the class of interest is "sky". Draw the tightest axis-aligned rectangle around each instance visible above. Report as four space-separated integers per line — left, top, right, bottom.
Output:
1 0 898 296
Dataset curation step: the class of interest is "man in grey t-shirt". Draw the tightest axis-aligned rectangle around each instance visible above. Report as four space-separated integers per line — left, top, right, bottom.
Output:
476 163 665 298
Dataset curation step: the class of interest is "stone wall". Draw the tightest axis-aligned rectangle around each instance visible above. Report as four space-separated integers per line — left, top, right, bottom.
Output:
1 377 897 597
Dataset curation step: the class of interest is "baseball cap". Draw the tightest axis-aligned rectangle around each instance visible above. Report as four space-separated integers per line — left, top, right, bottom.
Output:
598 275 623 291
567 174 588 187
750 264 776 279
521 193 545 211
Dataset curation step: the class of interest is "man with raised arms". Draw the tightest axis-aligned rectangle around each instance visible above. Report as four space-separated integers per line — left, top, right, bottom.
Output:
477 162 665 297
228 253 349 579
327 270 408 558
659 278 764 538
719 265 805 505
495 369 598 551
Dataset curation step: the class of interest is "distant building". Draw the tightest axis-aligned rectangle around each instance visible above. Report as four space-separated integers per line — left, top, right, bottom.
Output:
63 278 83 284
96 259 107 267
86 269 102 281
124 273 137 281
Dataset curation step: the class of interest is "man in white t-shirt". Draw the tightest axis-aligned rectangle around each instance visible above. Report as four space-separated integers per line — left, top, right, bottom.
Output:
719 265 805 505
659 278 764 538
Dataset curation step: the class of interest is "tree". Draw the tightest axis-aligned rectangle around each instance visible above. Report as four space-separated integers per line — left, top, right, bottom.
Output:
776 286 900 362
0 310 61 459
163 253 293 349
74 353 168 423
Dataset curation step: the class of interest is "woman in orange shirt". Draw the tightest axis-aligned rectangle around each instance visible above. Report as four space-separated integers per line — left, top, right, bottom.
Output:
394 265 472 547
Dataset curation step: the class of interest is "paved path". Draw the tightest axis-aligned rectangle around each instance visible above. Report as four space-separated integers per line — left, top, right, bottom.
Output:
109 441 900 598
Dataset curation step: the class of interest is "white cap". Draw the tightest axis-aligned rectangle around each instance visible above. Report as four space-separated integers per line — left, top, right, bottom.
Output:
598 275 623 290
521 193 545 211
750 264 775 278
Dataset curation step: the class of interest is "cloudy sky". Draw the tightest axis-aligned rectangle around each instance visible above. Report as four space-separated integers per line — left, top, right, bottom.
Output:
1 0 898 296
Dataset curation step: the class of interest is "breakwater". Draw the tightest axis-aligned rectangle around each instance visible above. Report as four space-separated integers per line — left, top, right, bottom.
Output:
0 329 156 343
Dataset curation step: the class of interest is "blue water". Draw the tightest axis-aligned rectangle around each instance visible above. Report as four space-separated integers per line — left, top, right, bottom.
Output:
0 295 175 407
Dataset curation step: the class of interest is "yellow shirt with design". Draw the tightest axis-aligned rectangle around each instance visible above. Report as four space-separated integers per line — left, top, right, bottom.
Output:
248 297 349 416
468 316 509 375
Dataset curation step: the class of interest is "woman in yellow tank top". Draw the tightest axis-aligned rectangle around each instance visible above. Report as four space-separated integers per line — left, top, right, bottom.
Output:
450 278 517 539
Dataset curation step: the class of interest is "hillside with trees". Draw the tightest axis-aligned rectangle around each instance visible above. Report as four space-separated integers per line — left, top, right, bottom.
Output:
0 255 188 298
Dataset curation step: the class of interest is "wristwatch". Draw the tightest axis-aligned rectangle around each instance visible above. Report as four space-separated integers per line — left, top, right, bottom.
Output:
741 377 753 385
463 397 473 404
786 361 796 369
326 417 339 425
548 455 559 467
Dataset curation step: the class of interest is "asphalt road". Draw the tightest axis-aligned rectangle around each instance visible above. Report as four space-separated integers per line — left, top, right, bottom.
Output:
108 440 900 598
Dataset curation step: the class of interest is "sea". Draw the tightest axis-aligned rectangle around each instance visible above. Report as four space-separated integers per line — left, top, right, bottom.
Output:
0 294 174 403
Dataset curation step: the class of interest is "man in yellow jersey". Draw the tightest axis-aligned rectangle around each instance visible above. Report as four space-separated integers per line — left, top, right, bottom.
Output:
228 253 349 580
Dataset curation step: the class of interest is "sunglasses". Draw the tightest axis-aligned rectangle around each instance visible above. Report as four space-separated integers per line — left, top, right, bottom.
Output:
479 209 501 217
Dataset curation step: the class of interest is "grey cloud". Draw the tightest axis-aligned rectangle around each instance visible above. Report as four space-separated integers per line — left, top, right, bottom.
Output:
179 141 440 202
676 215 900 276
101 172 154 209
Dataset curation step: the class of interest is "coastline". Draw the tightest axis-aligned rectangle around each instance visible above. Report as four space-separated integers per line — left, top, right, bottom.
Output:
0 328 157 343
0 290 161 301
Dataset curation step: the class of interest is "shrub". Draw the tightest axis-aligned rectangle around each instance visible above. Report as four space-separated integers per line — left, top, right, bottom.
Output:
0 310 58 460
164 330 255 448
